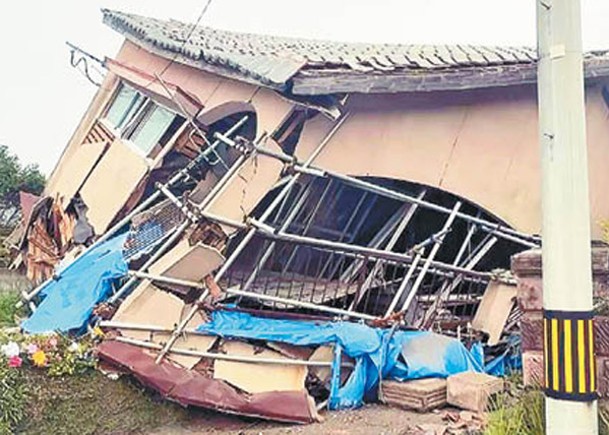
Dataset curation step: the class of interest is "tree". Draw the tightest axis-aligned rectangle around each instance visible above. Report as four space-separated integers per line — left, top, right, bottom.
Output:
0 145 45 229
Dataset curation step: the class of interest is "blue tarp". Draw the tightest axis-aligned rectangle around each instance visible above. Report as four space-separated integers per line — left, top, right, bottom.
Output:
196 310 483 409
22 233 128 334
485 335 522 377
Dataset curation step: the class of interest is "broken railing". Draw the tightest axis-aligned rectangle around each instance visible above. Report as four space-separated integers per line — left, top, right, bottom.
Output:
219 234 490 322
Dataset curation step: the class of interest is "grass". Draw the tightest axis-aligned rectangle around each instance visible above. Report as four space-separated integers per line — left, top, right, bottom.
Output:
0 291 21 327
485 389 544 435
486 385 609 435
18 369 189 435
0 270 30 327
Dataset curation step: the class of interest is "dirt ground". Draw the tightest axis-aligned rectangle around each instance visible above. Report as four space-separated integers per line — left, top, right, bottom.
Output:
151 404 452 435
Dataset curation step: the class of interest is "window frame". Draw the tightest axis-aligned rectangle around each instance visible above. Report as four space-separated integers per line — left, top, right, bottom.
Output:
100 81 186 159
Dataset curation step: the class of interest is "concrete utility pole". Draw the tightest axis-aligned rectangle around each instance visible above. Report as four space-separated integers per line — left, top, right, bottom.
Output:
537 0 598 433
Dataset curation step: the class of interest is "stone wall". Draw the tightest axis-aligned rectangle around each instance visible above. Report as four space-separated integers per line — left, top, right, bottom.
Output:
512 247 609 396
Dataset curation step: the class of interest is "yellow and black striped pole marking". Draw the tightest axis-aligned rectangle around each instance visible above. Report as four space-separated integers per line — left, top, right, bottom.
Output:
544 310 596 401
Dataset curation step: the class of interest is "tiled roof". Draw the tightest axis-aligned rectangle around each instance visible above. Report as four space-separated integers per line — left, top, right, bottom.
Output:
102 9 609 95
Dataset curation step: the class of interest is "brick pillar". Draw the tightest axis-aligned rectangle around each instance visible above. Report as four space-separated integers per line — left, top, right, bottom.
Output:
512 247 609 396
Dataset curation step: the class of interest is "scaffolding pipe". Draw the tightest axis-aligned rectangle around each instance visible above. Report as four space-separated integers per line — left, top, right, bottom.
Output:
155 114 351 364
117 336 350 367
400 202 462 313
283 179 335 273
348 191 425 312
340 203 411 282
200 211 491 284
214 132 539 246
383 250 425 317
418 236 498 328
241 183 312 293
248 218 491 280
100 320 201 334
128 270 378 321
18 115 249 308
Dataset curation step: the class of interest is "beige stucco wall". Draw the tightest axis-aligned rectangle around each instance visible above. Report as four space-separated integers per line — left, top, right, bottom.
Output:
295 84 609 239
45 39 609 240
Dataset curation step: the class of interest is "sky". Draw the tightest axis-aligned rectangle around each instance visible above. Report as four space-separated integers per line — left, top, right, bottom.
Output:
1 0 608 174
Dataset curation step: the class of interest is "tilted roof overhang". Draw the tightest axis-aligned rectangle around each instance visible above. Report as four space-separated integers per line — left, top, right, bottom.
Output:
102 9 609 95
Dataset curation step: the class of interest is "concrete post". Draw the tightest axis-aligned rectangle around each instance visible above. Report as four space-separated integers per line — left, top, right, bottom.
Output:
537 0 598 433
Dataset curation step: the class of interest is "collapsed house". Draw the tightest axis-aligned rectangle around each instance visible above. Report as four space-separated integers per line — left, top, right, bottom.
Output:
8 9 609 422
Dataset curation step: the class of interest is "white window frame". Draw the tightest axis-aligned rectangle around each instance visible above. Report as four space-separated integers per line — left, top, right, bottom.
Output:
100 81 186 160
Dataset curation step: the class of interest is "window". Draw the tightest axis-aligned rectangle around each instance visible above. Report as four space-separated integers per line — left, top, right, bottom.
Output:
103 83 185 155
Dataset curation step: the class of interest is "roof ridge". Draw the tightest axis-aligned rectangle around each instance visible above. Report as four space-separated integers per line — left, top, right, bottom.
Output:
101 9 536 53
100 9 609 95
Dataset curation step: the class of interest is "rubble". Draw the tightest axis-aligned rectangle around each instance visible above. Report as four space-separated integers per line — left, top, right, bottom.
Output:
446 372 504 413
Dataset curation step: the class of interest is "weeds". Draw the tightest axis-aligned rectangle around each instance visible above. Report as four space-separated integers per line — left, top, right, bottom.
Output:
19 369 188 435
486 389 544 435
0 291 23 327
0 360 27 434
0 270 30 327
486 388 609 435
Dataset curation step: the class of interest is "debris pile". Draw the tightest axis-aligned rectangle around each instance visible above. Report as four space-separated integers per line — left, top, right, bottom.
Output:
6 9 548 425
9 115 533 422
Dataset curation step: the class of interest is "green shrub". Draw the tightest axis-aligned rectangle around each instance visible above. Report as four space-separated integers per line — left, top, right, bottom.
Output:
0 291 22 327
0 359 27 434
486 389 544 435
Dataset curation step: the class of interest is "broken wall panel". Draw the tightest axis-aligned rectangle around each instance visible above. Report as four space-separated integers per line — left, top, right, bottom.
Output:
112 280 184 341
47 140 109 205
153 308 216 369
213 340 307 393
79 139 149 234
44 73 120 198
471 281 517 345
148 240 225 282
111 282 215 368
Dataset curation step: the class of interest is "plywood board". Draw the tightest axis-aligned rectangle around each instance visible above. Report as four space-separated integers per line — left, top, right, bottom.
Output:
472 281 517 345
79 140 149 234
48 141 107 204
213 340 307 394
149 240 225 282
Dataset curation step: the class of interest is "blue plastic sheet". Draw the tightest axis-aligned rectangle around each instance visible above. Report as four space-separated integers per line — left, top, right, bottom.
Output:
22 233 128 334
197 310 483 409
485 335 522 376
